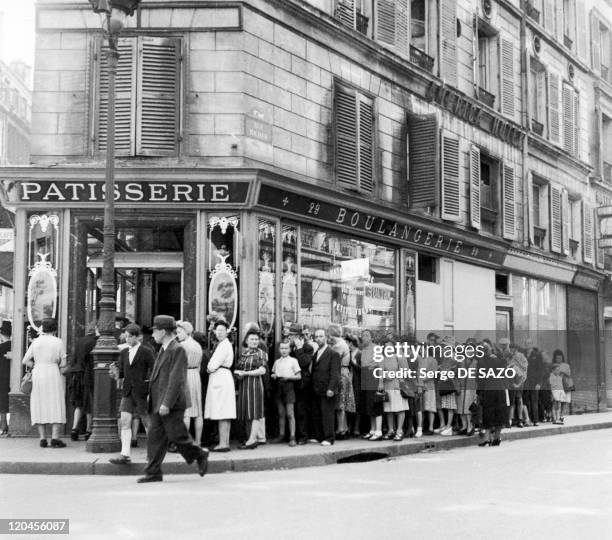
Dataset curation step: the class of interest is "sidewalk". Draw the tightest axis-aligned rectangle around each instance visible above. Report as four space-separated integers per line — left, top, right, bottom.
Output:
1 411 610 476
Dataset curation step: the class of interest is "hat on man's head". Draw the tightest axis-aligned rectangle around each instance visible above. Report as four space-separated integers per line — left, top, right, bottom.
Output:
288 323 303 335
176 320 194 336
327 324 342 338
151 315 176 331
426 332 440 340
0 320 12 338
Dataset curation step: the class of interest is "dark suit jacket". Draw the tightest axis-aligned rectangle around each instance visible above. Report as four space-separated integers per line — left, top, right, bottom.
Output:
294 343 314 390
311 345 341 397
148 339 189 414
119 344 155 399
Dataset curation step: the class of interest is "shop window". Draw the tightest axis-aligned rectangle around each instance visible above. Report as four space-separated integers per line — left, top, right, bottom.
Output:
495 273 509 295
417 253 437 283
333 81 375 194
96 36 181 157
281 225 298 326
258 219 276 348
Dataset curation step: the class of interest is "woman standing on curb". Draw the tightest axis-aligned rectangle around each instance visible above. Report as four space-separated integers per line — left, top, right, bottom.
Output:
177 321 204 447
477 340 509 447
22 318 69 448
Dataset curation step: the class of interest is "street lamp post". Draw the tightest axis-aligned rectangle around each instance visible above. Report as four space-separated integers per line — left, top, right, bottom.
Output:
86 0 141 453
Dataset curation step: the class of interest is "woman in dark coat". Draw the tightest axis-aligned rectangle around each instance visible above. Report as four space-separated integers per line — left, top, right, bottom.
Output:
477 340 509 446
0 321 11 435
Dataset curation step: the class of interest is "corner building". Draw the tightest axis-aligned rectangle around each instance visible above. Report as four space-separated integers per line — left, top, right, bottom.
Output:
2 0 610 432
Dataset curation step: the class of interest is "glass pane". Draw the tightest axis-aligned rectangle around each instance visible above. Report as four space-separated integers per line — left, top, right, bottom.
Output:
281 225 298 326
258 219 276 346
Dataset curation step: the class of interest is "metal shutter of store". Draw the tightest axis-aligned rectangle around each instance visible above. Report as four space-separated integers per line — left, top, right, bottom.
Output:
550 185 562 253
334 85 358 190
548 72 560 144
97 38 137 156
499 35 515 118
591 11 601 72
439 0 457 86
374 0 409 54
562 189 570 256
470 145 481 229
406 112 438 208
136 37 181 157
358 96 374 194
335 0 356 28
562 83 575 154
502 163 517 240
583 201 594 264
441 132 460 222
576 1 588 62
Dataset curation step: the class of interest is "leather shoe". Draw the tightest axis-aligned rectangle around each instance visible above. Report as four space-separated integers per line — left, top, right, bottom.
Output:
131 439 138 448
50 439 66 448
238 442 258 450
210 446 230 453
70 429 79 441
109 455 131 465
39 439 48 448
196 450 209 477
137 475 163 483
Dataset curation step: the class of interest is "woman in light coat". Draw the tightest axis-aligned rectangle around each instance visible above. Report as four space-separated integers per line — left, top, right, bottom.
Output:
204 320 236 451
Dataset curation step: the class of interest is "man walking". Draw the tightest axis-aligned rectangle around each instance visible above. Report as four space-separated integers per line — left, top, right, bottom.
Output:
310 328 340 446
137 315 208 483
109 323 155 465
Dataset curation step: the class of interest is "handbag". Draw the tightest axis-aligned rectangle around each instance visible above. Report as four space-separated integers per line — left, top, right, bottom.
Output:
374 390 389 403
438 378 455 396
399 380 413 399
562 374 575 393
468 400 479 414
20 369 33 395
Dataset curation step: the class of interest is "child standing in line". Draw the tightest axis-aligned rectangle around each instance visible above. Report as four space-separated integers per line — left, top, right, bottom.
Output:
549 363 565 425
271 341 302 446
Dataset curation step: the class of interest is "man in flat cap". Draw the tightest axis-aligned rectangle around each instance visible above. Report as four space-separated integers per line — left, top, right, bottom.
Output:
138 315 208 483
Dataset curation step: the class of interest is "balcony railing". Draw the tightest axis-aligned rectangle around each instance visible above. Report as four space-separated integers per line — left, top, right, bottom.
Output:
533 226 547 249
604 161 612 184
522 0 540 24
477 87 496 108
409 45 435 73
564 35 573 50
356 12 369 35
531 119 544 136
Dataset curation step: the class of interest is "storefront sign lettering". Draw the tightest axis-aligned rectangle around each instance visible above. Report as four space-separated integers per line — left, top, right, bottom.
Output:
17 181 250 204
258 185 507 266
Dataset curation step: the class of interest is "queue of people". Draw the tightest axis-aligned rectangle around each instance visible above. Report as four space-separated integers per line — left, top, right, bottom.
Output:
14 315 575 458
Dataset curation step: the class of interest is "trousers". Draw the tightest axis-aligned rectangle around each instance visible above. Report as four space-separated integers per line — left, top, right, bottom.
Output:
311 393 335 443
524 389 540 423
144 409 203 477
295 387 313 440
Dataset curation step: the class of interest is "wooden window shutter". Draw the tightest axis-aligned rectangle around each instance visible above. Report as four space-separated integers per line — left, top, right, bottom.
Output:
499 34 515 118
548 72 560 143
136 37 181 157
407 112 439 208
573 92 580 156
335 0 356 28
439 0 457 86
550 185 562 253
375 0 409 53
357 95 374 194
441 131 460 222
576 1 588 62
544 0 555 35
595 207 605 268
562 190 570 255
591 11 601 72
97 37 137 156
583 200 594 264
470 145 481 229
334 84 358 190
562 83 575 154
502 163 517 240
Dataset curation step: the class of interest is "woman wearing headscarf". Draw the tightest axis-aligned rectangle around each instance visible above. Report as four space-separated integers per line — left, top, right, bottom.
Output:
22 318 69 448
177 320 204 446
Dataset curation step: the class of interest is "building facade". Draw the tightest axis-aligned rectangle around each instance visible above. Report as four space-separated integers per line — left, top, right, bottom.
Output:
2 0 612 431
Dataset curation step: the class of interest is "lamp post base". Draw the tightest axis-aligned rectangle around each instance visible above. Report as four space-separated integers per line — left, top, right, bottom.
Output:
86 342 121 453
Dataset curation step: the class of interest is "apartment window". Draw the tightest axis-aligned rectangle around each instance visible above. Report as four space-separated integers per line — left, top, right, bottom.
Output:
592 12 612 82
531 181 548 249
602 114 612 184
601 23 611 81
479 154 500 235
411 0 426 51
418 254 438 283
568 198 580 258
477 21 497 97
333 81 375 194
529 57 546 135
96 36 181 157
563 0 575 49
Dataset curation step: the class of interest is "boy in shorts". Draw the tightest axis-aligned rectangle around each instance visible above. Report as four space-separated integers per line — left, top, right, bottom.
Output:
271 341 302 446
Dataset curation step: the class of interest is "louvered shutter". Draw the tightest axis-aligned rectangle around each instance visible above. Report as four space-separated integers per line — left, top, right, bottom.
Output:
439 0 457 86
591 11 601 72
563 189 571 255
502 163 516 240
562 83 575 154
576 1 588 62
375 0 409 54
550 185 562 253
136 37 180 157
548 72 560 143
407 112 438 208
470 145 481 229
595 207 605 268
441 132 460 222
334 85 358 190
583 201 594 264
335 0 356 28
499 35 515 118
535 70 546 128
544 0 555 35
357 95 374 194
98 38 137 156
573 92 580 157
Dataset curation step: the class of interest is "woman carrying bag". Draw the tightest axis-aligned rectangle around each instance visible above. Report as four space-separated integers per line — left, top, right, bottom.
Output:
22 318 69 448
